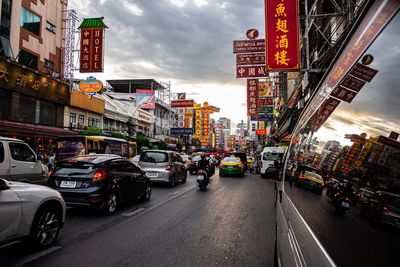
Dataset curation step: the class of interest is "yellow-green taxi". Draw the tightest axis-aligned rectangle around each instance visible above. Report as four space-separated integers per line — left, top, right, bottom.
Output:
295 170 324 195
219 156 245 177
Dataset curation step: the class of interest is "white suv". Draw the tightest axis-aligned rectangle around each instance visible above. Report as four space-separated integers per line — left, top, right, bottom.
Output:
0 178 66 249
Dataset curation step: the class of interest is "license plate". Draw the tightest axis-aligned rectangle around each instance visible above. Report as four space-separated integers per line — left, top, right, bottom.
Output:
341 202 350 208
197 175 204 180
60 181 76 188
228 166 233 168
146 172 158 177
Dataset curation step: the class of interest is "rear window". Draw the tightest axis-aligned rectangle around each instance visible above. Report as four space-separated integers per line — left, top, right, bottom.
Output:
140 152 168 163
223 157 240 162
55 161 97 175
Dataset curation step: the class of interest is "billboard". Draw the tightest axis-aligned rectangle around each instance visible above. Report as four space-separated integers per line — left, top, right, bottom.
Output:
79 18 107 73
136 89 155 109
171 100 194 108
247 79 259 116
265 0 300 70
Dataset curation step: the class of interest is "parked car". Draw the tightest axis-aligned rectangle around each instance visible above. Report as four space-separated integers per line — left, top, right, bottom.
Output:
219 156 245 177
0 136 45 184
138 150 187 186
295 170 324 195
360 191 400 228
0 178 66 249
48 154 151 214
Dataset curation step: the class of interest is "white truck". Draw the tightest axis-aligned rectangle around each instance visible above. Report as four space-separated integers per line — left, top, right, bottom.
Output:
260 146 286 178
0 136 46 184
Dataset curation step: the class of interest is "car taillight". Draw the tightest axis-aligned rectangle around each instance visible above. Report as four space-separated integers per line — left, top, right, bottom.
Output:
92 169 106 182
299 175 305 180
383 206 389 212
165 165 172 171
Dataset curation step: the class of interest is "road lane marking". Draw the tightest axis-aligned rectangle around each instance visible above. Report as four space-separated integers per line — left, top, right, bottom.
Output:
121 207 146 217
15 246 61 267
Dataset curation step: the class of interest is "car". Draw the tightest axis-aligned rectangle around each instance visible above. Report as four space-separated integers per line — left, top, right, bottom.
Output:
138 150 187 186
131 155 140 165
0 178 66 249
356 188 374 204
360 191 400 228
48 154 151 214
0 136 45 184
219 156 245 177
295 170 324 195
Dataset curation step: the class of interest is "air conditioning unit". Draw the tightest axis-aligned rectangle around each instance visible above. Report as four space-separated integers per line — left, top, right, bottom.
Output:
70 122 78 129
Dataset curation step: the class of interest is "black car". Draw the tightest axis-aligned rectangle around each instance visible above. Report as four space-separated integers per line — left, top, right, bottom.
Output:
48 154 151 214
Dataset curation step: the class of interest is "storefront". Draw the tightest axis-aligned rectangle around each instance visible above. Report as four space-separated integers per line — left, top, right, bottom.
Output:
0 58 77 154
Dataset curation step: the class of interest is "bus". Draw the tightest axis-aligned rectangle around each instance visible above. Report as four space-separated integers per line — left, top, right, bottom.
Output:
56 136 137 161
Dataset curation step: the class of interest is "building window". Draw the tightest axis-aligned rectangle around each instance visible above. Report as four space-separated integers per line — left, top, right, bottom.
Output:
88 117 100 128
46 21 55 33
70 113 76 125
1 0 12 38
18 49 38 69
44 59 54 69
39 99 56 125
78 114 85 126
20 7 40 36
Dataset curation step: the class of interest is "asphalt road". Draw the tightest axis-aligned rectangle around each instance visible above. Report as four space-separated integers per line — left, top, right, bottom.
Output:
284 181 400 267
1 170 276 267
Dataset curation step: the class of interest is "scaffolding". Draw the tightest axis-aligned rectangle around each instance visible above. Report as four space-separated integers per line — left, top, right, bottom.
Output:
157 80 171 104
62 9 80 82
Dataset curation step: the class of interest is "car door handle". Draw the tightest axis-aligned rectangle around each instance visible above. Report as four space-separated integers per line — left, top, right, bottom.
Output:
11 165 17 168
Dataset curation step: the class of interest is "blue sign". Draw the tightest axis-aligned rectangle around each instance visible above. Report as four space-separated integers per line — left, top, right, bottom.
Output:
170 128 194 135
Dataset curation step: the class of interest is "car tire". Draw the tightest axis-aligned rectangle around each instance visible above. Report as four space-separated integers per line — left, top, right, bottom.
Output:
170 175 176 187
30 205 61 249
182 172 187 183
102 190 118 215
141 184 151 201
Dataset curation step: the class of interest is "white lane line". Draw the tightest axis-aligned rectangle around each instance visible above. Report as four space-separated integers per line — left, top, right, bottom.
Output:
15 246 61 267
121 207 145 217
169 191 181 195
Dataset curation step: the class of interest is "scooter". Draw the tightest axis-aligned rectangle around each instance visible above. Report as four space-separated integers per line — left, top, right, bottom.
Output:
196 169 209 191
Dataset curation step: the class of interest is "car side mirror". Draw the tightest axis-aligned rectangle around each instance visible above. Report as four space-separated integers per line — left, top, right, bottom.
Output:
0 178 10 191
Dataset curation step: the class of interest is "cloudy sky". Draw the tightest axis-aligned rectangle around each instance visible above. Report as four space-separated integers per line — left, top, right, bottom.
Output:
69 0 400 144
69 0 266 125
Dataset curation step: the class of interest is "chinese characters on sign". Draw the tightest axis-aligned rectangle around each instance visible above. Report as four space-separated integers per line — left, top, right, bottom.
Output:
80 27 105 72
311 97 341 132
265 0 300 70
202 112 210 140
194 109 202 138
247 79 259 116
233 39 266 53
237 65 268 78
236 53 266 66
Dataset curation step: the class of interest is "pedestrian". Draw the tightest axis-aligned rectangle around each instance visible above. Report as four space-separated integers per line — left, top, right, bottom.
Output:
48 153 55 171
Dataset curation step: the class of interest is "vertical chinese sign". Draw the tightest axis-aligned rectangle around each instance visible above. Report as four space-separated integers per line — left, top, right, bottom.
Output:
79 17 108 73
247 79 259 116
265 0 300 70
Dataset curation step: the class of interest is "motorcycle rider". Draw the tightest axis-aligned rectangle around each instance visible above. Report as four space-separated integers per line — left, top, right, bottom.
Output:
198 153 211 180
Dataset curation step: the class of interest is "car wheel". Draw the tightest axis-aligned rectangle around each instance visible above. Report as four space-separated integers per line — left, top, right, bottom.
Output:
102 191 118 215
182 172 187 183
30 205 61 249
141 184 151 201
170 176 176 187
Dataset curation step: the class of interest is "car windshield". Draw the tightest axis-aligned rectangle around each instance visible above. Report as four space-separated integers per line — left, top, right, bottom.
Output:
140 152 168 163
262 152 282 161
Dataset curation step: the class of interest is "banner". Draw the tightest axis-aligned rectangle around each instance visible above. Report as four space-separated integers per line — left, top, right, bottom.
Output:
247 79 259 116
136 89 155 109
265 0 300 70
258 81 273 97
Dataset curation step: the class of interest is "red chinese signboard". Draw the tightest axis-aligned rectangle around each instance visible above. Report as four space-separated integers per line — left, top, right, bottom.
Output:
233 39 265 54
258 97 273 106
202 113 210 140
236 53 266 66
80 28 104 73
349 63 379 82
330 85 358 103
311 97 341 131
237 65 268 78
171 100 194 108
247 79 259 116
256 129 267 135
265 0 300 70
340 75 366 92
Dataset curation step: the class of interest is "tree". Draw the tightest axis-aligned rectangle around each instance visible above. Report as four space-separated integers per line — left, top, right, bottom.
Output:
80 126 103 136
158 141 168 150
136 133 150 149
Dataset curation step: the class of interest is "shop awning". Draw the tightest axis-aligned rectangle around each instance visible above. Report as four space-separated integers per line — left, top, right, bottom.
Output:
0 120 79 137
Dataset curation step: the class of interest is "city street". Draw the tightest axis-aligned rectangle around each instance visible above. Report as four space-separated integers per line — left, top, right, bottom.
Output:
284 181 400 267
1 170 276 267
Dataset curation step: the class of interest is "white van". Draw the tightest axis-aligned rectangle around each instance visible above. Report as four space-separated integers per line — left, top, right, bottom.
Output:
0 137 45 184
260 146 286 178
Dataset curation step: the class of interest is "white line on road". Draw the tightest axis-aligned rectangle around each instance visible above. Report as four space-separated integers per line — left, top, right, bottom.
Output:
121 207 146 217
15 246 61 267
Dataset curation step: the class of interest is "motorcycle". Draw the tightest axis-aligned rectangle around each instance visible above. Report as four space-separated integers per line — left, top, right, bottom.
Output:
333 192 351 215
196 169 209 191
